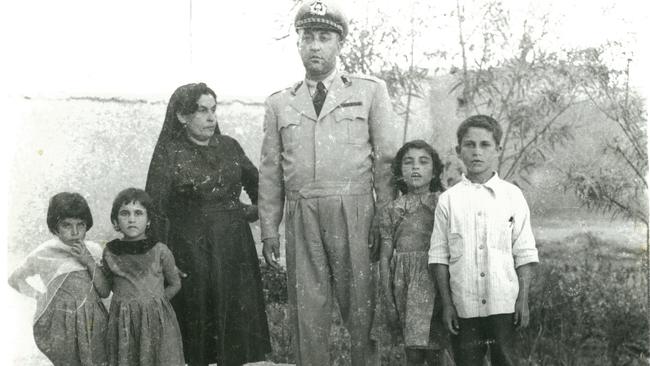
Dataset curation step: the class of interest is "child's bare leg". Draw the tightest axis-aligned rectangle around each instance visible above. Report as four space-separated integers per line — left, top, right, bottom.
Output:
406 348 426 366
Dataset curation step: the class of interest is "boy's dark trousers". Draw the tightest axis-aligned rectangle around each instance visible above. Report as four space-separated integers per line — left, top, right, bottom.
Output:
451 314 518 366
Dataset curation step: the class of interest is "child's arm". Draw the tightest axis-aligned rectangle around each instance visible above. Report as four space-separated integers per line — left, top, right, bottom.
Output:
160 245 181 300
510 191 539 329
71 242 111 298
514 263 536 329
428 197 459 334
377 206 399 332
8 263 42 299
234 138 260 223
431 264 459 335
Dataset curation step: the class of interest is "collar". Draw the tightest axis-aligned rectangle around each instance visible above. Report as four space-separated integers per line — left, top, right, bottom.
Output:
305 68 338 94
106 237 157 255
461 172 502 194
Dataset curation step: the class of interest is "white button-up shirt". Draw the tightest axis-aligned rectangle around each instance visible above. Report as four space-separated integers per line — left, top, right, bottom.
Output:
428 173 538 318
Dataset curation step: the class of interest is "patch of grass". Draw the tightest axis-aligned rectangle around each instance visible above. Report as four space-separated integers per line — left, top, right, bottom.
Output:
262 232 649 365
518 232 648 365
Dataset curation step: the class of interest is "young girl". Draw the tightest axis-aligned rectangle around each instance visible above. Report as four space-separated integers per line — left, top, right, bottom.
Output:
102 188 184 366
8 192 109 366
378 140 448 366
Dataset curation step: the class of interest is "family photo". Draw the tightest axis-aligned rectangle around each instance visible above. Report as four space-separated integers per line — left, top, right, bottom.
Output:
2 0 648 365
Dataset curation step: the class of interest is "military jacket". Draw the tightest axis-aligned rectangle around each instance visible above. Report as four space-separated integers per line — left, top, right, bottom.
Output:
259 71 401 240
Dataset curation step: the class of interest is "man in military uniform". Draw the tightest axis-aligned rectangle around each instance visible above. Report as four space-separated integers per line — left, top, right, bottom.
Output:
259 1 401 365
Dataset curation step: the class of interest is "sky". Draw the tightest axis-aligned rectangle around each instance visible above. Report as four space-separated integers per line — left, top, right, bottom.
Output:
2 0 648 100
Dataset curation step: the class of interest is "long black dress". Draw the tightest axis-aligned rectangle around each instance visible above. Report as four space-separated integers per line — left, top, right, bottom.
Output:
146 134 271 366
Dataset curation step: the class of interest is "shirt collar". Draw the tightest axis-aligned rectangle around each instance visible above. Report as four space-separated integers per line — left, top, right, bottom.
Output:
461 172 503 194
305 68 338 92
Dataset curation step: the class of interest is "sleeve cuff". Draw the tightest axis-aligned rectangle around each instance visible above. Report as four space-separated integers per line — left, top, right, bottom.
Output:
260 233 280 241
428 255 449 265
514 253 539 268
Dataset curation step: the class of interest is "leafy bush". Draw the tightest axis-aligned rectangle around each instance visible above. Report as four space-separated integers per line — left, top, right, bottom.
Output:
519 233 648 365
261 233 649 365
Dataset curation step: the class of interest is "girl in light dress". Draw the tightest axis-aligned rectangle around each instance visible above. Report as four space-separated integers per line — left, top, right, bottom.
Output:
8 192 109 366
102 188 184 366
378 140 449 366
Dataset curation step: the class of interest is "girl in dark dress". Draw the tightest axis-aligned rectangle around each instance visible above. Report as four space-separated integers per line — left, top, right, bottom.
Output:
145 83 271 366
103 188 184 366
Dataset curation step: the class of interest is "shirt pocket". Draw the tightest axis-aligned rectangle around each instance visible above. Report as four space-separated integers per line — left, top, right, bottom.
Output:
494 211 514 252
278 111 303 151
333 107 369 145
448 233 464 264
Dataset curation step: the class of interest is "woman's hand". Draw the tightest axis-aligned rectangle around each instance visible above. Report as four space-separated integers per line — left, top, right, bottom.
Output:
243 204 259 222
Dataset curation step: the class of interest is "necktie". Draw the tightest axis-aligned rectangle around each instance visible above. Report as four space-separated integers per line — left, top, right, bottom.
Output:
313 81 327 117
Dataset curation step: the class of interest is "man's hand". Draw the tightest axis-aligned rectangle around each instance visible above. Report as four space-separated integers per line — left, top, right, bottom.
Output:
442 303 460 335
263 237 282 270
514 295 530 329
368 216 381 262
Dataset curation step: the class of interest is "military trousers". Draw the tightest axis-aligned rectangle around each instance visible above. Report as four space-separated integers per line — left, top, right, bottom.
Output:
285 192 378 366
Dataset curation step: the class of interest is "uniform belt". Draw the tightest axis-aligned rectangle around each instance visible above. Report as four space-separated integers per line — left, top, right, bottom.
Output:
286 182 372 200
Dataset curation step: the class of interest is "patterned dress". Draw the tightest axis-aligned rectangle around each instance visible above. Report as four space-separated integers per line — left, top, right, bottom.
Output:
34 270 109 366
18 238 108 366
378 192 447 349
103 240 184 366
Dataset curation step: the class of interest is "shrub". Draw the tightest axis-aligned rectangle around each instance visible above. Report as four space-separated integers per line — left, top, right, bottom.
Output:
518 233 648 365
260 233 648 365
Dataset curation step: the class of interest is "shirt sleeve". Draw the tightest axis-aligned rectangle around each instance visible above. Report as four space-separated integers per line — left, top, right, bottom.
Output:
428 195 450 265
258 98 286 241
100 249 114 279
232 138 260 205
511 190 539 268
368 80 400 209
17 252 38 278
159 244 180 284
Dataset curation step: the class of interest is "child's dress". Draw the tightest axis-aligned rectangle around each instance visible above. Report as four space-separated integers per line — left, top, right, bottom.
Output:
102 239 184 366
378 192 447 349
20 238 108 366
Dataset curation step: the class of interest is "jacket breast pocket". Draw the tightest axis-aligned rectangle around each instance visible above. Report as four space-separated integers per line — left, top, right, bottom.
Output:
448 233 464 264
278 113 303 151
334 107 369 145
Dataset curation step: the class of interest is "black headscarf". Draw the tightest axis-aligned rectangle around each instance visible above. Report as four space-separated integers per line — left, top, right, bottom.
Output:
154 82 220 148
145 83 220 243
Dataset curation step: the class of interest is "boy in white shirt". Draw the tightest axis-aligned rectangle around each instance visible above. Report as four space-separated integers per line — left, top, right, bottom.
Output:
428 115 538 366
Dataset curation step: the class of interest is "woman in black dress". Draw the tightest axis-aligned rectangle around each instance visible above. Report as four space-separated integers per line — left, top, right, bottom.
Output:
145 83 271 366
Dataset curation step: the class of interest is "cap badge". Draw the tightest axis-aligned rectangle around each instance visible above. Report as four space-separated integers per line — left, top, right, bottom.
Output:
309 1 327 16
